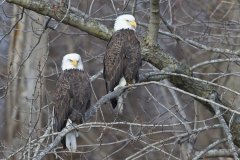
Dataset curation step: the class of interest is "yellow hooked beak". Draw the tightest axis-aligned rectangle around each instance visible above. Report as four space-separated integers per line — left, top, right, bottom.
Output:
71 60 78 68
129 20 137 29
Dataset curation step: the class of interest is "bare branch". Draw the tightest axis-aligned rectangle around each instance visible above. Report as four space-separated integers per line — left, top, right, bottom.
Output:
196 149 240 158
209 93 239 160
146 0 160 46
6 0 113 40
193 139 227 160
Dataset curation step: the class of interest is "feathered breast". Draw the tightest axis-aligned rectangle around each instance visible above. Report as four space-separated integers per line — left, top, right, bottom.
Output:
103 29 141 91
103 29 141 108
53 69 91 132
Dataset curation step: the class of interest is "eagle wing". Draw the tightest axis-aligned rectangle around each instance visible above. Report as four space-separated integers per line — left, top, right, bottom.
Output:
53 73 71 133
53 70 91 149
68 71 91 124
124 31 141 83
103 30 141 108
103 32 125 93
54 71 91 131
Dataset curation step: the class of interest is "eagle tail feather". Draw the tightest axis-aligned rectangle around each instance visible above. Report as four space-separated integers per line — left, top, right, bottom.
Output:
65 119 79 152
116 94 124 114
111 77 127 111
66 130 78 152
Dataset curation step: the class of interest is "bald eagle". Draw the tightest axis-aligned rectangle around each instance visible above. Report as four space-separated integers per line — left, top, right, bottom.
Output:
103 14 141 112
53 53 91 152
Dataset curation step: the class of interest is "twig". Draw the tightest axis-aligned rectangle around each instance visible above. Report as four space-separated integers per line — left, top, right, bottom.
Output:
32 120 53 158
195 148 240 158
125 124 221 160
191 58 240 71
193 138 227 160
165 80 195 159
209 93 239 160
139 22 240 55
89 69 103 81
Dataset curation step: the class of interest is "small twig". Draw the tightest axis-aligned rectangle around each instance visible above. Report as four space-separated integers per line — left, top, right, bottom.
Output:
131 0 137 16
140 71 240 97
209 93 239 160
0 8 24 42
139 22 240 55
195 148 240 158
165 80 195 158
193 138 227 160
32 120 53 158
110 0 117 16
191 58 240 71
125 124 221 160
88 0 95 15
89 69 103 81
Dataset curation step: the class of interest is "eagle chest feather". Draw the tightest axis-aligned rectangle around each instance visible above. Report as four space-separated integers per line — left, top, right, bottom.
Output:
104 29 141 87
104 29 141 104
54 69 91 132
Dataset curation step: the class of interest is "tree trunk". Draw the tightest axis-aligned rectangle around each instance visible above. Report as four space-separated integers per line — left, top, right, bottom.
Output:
6 5 48 157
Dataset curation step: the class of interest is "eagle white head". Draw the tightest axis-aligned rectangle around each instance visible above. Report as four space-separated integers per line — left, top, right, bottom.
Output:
114 14 137 32
61 53 83 71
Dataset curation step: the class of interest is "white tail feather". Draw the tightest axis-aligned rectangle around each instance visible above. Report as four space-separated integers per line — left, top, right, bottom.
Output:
114 77 128 114
116 94 124 114
65 119 79 152
114 77 127 90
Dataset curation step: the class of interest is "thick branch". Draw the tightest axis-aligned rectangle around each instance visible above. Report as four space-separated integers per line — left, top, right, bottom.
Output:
6 0 112 40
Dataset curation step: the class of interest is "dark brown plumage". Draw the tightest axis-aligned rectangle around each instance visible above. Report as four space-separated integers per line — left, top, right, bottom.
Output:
53 69 91 148
103 29 141 108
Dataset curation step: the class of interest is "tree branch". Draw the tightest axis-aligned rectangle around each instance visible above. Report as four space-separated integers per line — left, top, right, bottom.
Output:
146 0 160 46
6 0 112 40
209 93 239 160
195 149 240 158
193 138 227 160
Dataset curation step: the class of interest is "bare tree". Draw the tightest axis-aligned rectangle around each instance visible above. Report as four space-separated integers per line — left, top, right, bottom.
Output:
1 0 240 159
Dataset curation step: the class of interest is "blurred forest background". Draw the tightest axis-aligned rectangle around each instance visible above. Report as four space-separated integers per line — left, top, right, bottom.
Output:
1 0 240 159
